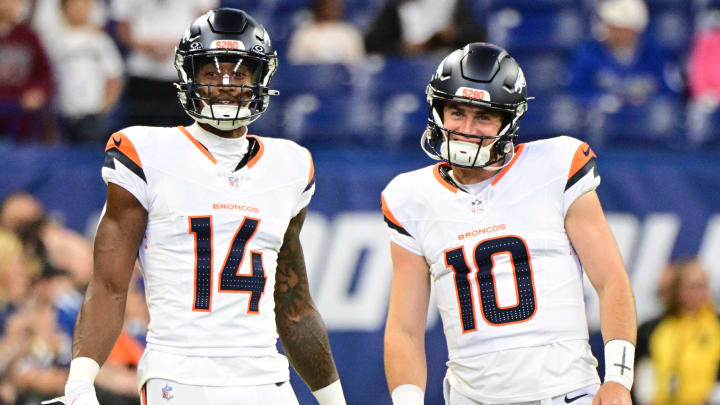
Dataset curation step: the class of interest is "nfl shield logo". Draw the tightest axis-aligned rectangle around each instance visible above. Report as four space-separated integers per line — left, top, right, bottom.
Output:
227 175 240 190
161 384 174 401
471 199 484 214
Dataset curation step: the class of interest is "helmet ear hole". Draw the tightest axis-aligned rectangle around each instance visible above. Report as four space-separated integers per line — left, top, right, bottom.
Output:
496 139 513 155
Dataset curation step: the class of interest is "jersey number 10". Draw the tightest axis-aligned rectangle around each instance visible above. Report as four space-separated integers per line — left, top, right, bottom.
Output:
189 216 267 313
445 236 537 331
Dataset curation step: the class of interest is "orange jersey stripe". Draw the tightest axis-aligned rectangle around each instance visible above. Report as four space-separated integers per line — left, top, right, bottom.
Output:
381 195 404 229
246 135 264 168
568 142 597 180
491 143 525 186
178 126 218 164
105 132 143 169
306 149 315 184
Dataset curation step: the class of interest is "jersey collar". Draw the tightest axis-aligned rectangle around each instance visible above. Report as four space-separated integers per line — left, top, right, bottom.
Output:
177 125 265 170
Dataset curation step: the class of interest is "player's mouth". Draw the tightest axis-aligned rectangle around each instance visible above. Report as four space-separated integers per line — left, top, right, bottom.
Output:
449 133 483 144
213 98 238 105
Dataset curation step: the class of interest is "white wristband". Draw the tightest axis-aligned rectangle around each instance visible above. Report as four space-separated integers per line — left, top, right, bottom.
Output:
312 380 346 405
391 384 424 405
603 339 635 391
67 357 100 383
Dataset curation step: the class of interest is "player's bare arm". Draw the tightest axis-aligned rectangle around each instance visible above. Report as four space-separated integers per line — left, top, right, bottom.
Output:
274 207 340 391
46 183 148 405
565 190 636 404
384 241 431 404
73 182 147 361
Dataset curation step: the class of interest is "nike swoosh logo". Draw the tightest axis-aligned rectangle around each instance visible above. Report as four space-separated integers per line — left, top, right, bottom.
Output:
582 147 590 156
564 393 588 403
112 136 122 147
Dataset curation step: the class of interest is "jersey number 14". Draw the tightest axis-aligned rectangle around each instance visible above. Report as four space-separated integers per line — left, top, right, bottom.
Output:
189 216 267 313
445 236 537 331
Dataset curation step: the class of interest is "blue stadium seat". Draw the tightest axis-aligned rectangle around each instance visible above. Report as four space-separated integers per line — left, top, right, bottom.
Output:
686 105 720 148
590 96 684 148
365 57 437 98
646 9 692 58
272 64 352 96
266 4 309 53
510 49 570 95
518 93 584 141
344 0 386 29
488 0 580 12
491 9 585 52
262 91 356 144
219 0 263 11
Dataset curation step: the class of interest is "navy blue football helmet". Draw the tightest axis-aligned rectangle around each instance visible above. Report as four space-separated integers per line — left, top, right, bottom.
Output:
174 8 279 130
422 43 529 168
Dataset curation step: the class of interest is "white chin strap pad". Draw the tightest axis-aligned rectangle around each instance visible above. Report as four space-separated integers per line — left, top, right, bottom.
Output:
439 139 496 168
198 104 252 130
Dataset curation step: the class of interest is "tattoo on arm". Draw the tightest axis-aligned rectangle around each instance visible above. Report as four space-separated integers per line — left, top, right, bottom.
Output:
275 208 339 390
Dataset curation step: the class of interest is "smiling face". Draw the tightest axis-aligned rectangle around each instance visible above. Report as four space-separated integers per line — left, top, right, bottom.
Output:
442 102 504 147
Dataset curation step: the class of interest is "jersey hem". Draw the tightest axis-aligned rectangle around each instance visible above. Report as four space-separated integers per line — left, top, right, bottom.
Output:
447 373 601 404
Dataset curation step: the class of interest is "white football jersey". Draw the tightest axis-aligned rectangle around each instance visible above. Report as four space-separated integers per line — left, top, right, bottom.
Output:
101 124 315 388
382 136 602 403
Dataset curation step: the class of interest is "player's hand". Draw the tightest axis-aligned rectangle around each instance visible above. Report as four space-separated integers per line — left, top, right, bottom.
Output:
43 380 101 405
591 381 631 405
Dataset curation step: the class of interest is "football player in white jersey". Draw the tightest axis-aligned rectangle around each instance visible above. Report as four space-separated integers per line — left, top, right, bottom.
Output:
382 43 636 405
47 8 346 405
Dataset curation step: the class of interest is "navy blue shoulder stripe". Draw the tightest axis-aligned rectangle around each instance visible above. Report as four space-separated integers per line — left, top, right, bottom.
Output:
384 215 411 237
565 157 597 191
104 148 147 183
303 177 315 192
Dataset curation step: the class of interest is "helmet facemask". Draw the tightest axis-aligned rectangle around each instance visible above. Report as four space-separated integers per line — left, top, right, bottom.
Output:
175 50 278 131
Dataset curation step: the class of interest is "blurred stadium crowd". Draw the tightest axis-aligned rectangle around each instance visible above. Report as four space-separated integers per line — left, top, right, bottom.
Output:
0 0 719 148
0 0 719 404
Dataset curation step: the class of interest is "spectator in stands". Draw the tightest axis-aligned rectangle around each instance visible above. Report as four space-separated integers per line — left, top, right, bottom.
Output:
634 258 720 405
0 229 36 326
287 0 365 65
0 0 55 142
0 228 49 404
686 8 720 145
37 221 90 341
111 0 217 128
29 0 108 42
8 267 73 404
43 0 123 144
0 191 87 337
0 204 93 403
567 0 672 106
0 191 45 235
364 0 485 56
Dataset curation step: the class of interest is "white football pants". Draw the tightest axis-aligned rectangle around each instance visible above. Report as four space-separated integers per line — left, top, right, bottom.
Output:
443 379 600 405
141 378 299 405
